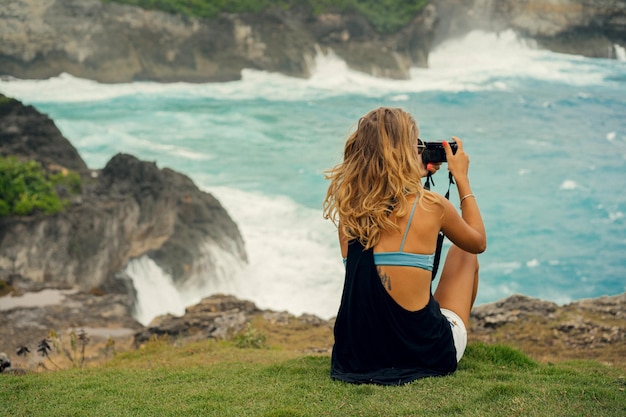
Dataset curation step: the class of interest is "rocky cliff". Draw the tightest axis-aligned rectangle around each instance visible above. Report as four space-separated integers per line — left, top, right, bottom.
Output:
0 94 246 297
0 0 435 82
433 0 626 58
1 0 623 84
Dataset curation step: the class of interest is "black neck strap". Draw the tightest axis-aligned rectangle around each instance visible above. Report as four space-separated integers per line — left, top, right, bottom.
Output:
424 172 455 281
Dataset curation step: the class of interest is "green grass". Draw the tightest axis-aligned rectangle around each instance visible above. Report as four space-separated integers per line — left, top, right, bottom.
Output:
1 341 624 416
104 0 430 33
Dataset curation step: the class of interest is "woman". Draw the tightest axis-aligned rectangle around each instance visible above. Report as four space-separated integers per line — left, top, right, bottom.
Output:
323 107 486 385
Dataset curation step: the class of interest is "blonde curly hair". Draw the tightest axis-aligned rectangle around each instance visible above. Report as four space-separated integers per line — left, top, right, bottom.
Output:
323 107 439 249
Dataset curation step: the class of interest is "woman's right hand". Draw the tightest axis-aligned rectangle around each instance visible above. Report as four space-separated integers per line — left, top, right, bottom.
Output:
444 136 469 180
441 136 486 254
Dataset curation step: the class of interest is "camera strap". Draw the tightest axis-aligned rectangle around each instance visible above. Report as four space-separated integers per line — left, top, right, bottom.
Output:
424 172 455 281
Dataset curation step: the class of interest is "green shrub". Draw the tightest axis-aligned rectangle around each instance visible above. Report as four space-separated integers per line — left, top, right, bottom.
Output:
0 156 81 217
0 280 14 296
104 0 431 33
331 0 431 33
0 95 17 106
50 170 82 195
104 0 289 18
233 323 268 349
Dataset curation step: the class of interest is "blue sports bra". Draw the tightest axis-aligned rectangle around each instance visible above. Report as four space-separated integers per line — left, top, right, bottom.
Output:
343 198 436 271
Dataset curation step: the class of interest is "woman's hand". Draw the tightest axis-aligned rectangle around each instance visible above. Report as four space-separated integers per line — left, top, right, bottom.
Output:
444 137 469 181
421 161 442 177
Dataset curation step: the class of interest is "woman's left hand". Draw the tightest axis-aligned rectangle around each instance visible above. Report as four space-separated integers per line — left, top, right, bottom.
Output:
423 162 442 177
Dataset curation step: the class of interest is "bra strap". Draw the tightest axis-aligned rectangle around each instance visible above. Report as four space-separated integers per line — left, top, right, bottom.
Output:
398 197 419 252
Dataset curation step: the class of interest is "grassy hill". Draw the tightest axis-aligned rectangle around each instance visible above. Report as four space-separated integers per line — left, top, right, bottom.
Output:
2 293 625 415
2 335 624 416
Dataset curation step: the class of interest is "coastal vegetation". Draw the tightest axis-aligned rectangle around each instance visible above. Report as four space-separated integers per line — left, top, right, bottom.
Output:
1 338 624 416
0 156 81 217
104 0 430 33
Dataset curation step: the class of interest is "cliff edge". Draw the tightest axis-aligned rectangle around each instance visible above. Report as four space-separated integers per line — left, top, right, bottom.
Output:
1 0 623 84
1 292 623 372
0 0 436 82
0 94 246 306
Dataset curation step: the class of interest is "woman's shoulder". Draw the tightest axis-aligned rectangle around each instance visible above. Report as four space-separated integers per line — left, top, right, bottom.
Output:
417 190 450 219
421 189 445 205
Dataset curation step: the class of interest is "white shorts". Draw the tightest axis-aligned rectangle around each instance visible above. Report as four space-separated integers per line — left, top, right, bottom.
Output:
441 308 467 362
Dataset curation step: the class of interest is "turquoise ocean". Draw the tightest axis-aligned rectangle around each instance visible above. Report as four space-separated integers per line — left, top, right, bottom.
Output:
2 31 625 325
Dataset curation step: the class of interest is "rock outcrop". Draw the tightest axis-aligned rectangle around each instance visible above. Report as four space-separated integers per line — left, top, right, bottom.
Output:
136 291 624 368
4 0 622 85
133 294 261 345
432 0 626 59
0 94 246 297
0 0 436 82
138 291 625 366
130 292 625 364
469 292 626 364
0 96 88 174
1 289 624 371
0 283 144 371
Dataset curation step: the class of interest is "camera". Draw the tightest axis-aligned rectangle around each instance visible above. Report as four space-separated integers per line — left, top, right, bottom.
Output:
421 141 458 164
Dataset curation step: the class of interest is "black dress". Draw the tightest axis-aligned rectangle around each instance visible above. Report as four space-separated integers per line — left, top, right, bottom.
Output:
330 240 457 385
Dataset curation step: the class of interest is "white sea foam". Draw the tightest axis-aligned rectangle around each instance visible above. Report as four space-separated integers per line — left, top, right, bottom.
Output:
482 261 522 275
526 259 540 268
125 239 242 325
615 44 626 61
147 142 214 161
125 239 247 325
122 185 343 324
202 186 344 320
476 282 519 304
417 30 609 88
125 257 186 325
560 180 578 190
0 72 186 103
390 94 410 102
0 30 615 105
